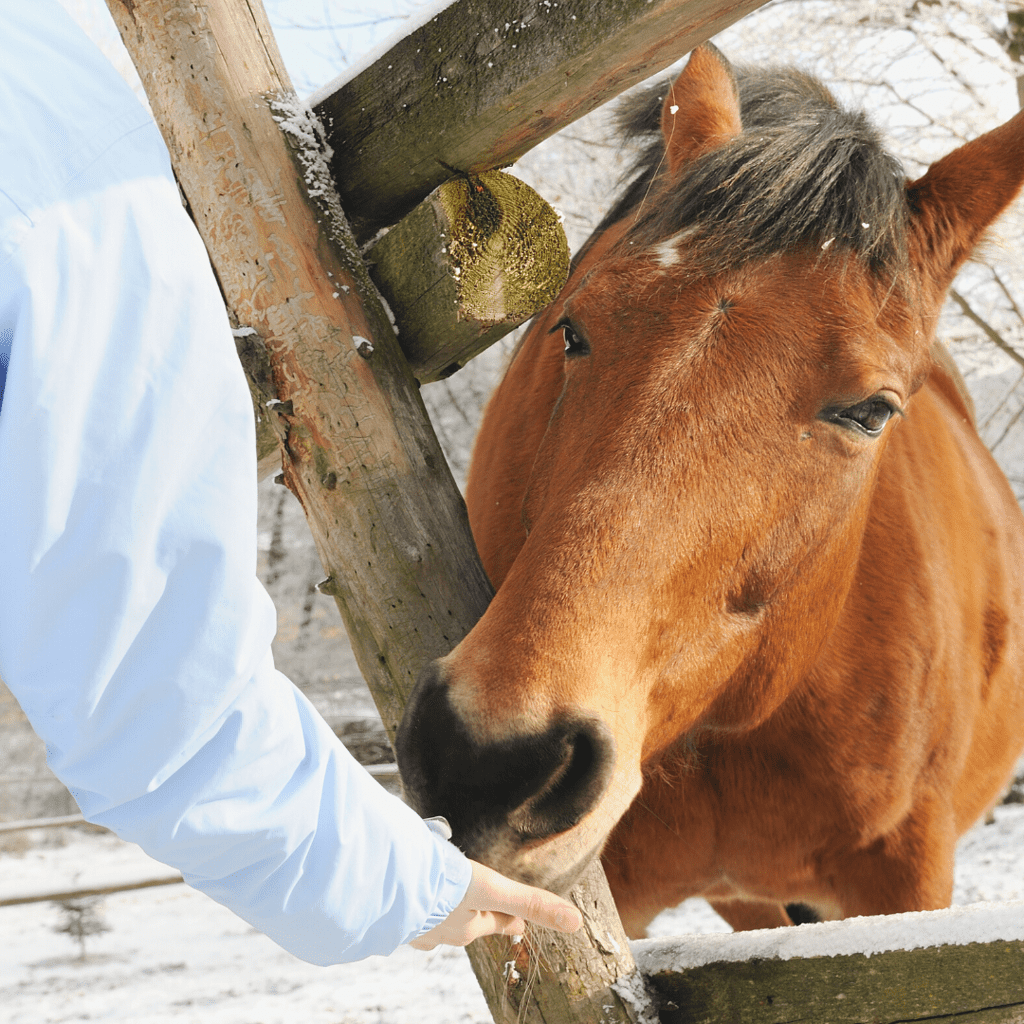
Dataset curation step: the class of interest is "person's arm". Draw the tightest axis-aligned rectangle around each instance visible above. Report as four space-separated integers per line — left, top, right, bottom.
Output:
0 1 580 964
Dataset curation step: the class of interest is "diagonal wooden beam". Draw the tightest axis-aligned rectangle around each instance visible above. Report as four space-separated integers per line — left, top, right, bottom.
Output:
313 0 769 242
104 0 490 736
102 2 650 1021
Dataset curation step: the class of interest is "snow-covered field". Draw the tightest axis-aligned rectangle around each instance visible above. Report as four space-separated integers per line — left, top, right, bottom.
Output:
2 799 1022 1024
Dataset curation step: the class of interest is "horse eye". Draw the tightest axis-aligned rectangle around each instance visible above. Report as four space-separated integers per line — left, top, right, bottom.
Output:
562 324 589 358
829 397 896 436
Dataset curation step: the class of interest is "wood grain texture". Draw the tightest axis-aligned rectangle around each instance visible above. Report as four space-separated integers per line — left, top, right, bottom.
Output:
646 938 1024 1024
105 0 495 734
470 860 657 1024
314 0 769 242
367 170 569 383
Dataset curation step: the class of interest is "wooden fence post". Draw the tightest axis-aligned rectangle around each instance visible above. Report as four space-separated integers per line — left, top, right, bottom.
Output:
107 0 491 729
103 1 654 1020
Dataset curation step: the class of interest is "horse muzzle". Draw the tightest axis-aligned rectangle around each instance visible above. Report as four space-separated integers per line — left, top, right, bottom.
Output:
395 658 617 889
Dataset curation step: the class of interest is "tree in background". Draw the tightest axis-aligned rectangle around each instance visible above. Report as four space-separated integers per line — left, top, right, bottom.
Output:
54 897 110 962
64 0 1023 491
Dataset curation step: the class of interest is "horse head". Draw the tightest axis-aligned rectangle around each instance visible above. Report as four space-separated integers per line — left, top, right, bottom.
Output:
396 46 1024 900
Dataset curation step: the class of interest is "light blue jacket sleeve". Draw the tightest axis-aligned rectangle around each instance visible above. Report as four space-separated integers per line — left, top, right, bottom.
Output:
0 1 471 965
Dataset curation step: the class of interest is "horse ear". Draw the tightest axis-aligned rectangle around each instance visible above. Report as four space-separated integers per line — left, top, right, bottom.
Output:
906 109 1024 293
661 43 743 175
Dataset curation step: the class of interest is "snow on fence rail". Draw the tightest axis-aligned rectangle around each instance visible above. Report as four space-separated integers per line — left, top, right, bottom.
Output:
636 902 1024 1024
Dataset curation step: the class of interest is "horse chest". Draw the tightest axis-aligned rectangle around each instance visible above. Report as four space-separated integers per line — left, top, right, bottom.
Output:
606 735 906 906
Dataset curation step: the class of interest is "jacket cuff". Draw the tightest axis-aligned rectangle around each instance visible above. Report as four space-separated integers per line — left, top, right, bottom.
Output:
410 829 473 939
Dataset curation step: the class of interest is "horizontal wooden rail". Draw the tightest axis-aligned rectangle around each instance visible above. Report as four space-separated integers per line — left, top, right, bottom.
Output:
0 813 90 834
0 875 184 908
0 770 399 834
636 901 1024 1024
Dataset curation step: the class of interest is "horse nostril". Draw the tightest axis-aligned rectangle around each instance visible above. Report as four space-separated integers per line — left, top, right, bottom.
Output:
510 723 611 840
396 660 615 850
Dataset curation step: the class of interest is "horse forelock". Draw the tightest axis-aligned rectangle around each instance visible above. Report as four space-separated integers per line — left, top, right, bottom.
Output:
607 65 911 283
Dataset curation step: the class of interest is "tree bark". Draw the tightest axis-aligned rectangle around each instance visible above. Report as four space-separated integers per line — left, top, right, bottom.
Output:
638 909 1024 1024
470 860 657 1024
313 0 770 242
107 0 493 731
102 1 654 1020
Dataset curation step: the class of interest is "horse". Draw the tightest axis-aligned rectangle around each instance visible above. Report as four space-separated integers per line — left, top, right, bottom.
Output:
396 44 1024 936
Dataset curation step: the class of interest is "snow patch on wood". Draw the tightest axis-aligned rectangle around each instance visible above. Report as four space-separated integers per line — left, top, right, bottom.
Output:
634 898 1024 974
269 92 397 324
610 968 660 1024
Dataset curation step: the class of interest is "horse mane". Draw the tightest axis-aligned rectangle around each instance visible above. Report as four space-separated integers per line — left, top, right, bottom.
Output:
597 64 910 280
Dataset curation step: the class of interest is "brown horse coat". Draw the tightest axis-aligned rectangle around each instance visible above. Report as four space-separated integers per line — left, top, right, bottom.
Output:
397 46 1024 934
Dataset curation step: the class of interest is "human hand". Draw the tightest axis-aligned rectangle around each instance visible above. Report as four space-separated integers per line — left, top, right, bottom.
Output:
409 859 583 950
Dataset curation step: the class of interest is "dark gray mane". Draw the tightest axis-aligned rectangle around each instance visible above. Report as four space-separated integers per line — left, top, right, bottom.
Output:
596 64 909 278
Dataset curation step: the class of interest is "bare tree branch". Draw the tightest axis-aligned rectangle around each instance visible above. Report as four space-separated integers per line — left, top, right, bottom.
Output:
976 365 1024 434
949 288 1024 370
989 393 1024 451
993 269 1024 325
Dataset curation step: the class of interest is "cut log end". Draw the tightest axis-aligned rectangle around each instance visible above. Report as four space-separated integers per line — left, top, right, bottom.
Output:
366 170 569 383
441 171 569 324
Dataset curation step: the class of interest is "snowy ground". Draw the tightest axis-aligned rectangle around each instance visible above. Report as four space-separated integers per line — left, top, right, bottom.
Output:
1 799 1022 1024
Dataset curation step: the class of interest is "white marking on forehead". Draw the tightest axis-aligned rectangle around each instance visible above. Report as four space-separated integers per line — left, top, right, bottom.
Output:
650 227 697 270
653 237 682 268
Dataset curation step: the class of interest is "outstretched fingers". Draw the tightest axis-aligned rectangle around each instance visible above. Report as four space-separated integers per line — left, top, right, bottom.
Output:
469 863 583 934
409 860 583 950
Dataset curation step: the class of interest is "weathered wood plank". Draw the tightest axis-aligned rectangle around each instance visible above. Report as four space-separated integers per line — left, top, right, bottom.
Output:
471 860 657 1024
648 941 1024 1024
637 903 1024 1024
366 170 569 383
313 0 770 242
1 876 184 908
